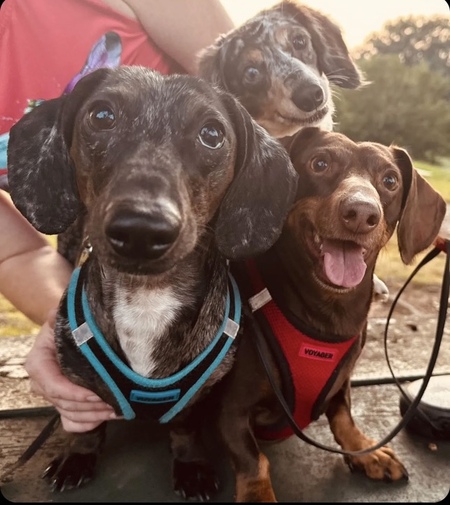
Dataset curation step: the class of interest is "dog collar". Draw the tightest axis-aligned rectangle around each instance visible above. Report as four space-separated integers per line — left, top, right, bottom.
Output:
67 262 241 423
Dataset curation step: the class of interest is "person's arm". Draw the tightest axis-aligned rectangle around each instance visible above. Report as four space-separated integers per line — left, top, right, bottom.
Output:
0 190 116 431
0 190 72 324
123 0 234 74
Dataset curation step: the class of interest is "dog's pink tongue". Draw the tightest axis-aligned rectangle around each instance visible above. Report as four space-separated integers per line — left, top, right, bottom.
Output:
322 239 366 288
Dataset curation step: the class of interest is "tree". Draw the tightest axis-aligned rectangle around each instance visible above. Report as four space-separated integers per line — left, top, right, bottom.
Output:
356 15 450 78
334 55 450 162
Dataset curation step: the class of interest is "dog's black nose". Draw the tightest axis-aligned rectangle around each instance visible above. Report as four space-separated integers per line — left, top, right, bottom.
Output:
340 197 381 234
105 210 181 260
291 84 324 112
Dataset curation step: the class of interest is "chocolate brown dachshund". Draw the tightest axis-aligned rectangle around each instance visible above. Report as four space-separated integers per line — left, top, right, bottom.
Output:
216 127 446 502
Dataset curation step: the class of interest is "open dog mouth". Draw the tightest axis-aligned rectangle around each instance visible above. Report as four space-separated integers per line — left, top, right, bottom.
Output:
277 106 329 126
309 231 368 289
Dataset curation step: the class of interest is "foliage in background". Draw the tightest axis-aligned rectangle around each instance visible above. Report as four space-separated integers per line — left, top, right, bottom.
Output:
1 161 448 338
334 14 450 162
356 15 450 78
415 157 450 201
334 55 450 162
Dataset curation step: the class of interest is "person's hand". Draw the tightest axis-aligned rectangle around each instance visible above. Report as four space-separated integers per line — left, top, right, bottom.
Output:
25 309 120 432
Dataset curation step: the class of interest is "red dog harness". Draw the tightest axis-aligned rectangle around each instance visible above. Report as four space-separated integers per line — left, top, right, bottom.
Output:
245 260 360 441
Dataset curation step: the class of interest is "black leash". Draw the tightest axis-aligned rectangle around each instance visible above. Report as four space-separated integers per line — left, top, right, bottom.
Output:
0 412 60 482
384 238 450 432
249 240 449 456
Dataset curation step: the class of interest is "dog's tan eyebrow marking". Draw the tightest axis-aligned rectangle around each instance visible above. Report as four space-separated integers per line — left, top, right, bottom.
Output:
273 23 308 45
274 25 289 45
243 48 264 64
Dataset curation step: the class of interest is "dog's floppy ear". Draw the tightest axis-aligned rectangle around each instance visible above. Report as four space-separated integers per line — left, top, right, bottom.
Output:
282 1 361 89
215 92 298 259
280 126 322 160
8 97 79 235
8 68 112 235
393 147 446 265
197 35 232 91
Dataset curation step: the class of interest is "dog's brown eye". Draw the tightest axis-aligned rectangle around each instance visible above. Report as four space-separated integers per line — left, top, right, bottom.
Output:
88 103 116 130
243 66 261 85
293 36 306 50
311 157 329 173
383 173 399 191
198 122 225 150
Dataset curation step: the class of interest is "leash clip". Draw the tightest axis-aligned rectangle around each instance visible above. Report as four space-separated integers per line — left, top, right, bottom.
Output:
77 237 93 267
434 235 449 254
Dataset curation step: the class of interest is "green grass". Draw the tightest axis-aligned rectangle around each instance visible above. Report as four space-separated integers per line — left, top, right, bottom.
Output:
374 157 449 287
375 236 446 288
415 157 450 201
0 295 39 337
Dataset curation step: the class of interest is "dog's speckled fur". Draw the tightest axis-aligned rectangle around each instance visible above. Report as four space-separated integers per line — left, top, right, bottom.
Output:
198 0 361 139
7 66 298 499
198 1 394 303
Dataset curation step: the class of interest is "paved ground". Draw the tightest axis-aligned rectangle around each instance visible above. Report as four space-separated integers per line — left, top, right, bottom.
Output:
1 384 449 503
1 292 449 502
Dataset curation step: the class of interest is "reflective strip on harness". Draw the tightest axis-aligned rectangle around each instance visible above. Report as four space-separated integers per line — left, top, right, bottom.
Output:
248 288 272 312
67 263 241 424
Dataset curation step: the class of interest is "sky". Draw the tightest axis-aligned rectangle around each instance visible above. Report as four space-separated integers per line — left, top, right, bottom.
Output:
221 0 449 49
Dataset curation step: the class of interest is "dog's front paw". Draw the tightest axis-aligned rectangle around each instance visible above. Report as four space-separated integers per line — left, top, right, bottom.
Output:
173 459 219 501
42 452 97 492
345 446 409 482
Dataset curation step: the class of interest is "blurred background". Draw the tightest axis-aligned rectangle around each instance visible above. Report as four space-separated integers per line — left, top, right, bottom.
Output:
224 0 448 49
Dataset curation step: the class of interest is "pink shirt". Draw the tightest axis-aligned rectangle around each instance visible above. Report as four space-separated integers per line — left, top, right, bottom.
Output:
0 0 177 137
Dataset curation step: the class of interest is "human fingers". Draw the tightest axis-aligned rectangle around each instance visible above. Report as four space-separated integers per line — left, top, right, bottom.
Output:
59 411 124 433
28 366 112 408
59 417 106 433
25 319 113 410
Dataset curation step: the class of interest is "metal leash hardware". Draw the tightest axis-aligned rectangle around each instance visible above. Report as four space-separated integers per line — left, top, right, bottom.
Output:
77 236 93 267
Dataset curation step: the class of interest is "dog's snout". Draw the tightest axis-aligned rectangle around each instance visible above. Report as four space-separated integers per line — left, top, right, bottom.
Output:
105 209 181 260
340 194 381 234
291 84 324 112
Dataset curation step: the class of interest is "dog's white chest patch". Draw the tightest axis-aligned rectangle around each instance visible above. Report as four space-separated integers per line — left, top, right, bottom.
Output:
113 285 183 377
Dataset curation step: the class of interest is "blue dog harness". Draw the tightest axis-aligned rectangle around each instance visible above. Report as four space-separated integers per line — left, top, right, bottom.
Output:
67 263 241 423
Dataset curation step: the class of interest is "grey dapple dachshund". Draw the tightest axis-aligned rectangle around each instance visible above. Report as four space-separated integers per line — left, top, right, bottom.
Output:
198 0 362 138
7 66 298 499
